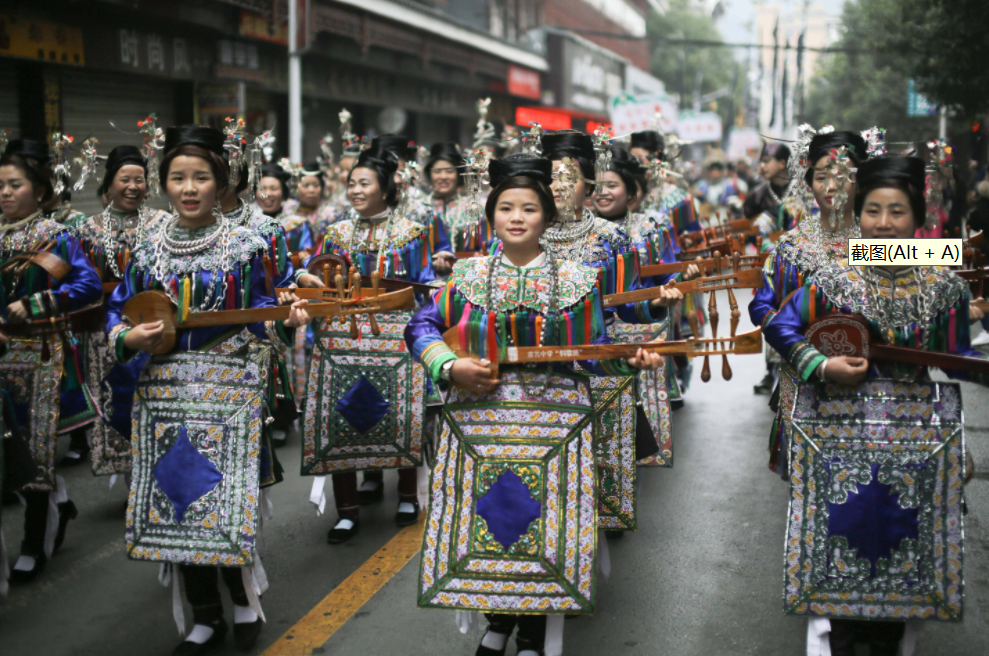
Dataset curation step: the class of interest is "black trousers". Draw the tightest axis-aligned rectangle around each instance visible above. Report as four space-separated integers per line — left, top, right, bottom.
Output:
484 613 546 651
20 489 49 556
829 619 905 656
180 565 250 625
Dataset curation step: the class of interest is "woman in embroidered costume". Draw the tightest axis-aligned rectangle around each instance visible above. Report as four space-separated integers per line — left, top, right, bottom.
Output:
73 145 169 473
405 154 663 656
105 126 310 655
223 155 301 447
287 161 337 244
0 139 102 584
629 129 701 244
257 163 312 256
426 142 490 255
742 142 805 250
593 145 691 467
749 130 869 476
297 144 436 544
764 154 986 656
43 177 88 231
370 135 454 274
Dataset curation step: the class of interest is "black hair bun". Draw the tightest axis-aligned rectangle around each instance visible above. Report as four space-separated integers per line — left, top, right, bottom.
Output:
163 125 226 158
630 131 664 156
424 143 464 174
373 134 417 162
101 145 146 194
488 154 553 189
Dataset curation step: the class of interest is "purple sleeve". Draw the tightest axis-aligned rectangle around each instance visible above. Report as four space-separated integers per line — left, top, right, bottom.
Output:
54 234 102 311
762 286 808 359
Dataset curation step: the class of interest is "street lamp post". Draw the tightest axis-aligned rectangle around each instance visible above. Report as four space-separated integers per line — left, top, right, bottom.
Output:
288 0 303 162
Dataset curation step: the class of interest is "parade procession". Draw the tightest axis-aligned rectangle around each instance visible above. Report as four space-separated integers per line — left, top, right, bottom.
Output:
2 1 989 655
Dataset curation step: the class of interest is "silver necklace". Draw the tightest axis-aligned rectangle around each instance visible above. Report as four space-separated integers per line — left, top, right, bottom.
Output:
151 206 233 312
542 208 598 264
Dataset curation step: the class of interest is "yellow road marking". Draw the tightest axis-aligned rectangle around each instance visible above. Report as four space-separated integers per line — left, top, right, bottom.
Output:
260 520 424 656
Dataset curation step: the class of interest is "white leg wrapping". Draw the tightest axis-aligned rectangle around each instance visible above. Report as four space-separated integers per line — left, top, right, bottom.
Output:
417 464 429 510
260 488 274 522
43 475 68 558
158 563 186 636
806 618 832 656
109 474 118 490
597 531 611 582
241 562 267 623
898 621 922 656
454 610 480 636
544 615 565 656
309 476 326 516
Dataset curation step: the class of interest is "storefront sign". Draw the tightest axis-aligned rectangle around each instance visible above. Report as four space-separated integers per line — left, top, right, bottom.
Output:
608 93 678 135
198 84 240 116
547 33 624 115
507 64 541 100
676 111 723 143
515 107 571 132
86 26 214 81
239 11 288 45
0 14 84 66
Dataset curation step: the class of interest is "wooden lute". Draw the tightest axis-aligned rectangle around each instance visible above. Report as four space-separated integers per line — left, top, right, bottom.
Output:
603 265 763 308
441 326 762 388
121 284 414 355
806 314 989 374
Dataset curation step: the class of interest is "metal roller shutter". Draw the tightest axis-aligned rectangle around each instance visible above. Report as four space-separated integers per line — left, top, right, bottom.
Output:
0 58 20 140
61 69 176 216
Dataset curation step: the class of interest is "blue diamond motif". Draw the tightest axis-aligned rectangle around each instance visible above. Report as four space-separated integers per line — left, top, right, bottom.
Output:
476 469 542 551
152 427 223 523
336 376 391 435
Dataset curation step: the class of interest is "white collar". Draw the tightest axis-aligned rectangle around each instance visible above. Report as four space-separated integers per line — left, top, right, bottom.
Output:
500 252 546 269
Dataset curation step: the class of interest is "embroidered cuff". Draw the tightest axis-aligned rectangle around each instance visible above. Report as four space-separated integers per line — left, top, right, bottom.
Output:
419 340 458 383
787 339 827 382
761 308 779 329
109 323 138 363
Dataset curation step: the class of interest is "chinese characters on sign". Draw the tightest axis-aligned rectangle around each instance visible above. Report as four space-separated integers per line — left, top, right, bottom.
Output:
848 239 962 266
0 14 84 65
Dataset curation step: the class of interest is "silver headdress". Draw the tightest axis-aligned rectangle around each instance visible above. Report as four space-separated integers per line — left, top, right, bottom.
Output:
461 149 490 241
0 128 10 159
592 125 614 182
521 122 543 156
50 133 73 196
472 97 497 151
72 137 100 191
825 145 856 230
246 130 274 203
861 126 887 158
138 114 165 198
925 138 953 229
394 160 421 221
223 117 248 189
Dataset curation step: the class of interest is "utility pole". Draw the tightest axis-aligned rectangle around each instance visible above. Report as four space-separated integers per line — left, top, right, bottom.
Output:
289 0 303 162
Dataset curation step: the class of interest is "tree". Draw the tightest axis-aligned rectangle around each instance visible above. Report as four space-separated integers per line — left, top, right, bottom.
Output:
873 0 989 119
804 0 938 145
646 0 743 129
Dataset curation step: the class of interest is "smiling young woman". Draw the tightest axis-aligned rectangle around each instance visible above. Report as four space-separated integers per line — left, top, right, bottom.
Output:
763 153 987 656
103 125 310 656
0 139 102 587
425 142 489 256
748 129 870 476
405 153 663 656
70 145 171 470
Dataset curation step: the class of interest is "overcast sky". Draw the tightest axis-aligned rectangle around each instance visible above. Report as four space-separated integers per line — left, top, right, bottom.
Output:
716 0 846 45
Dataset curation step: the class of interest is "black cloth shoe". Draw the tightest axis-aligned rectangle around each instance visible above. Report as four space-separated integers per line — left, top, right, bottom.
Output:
234 617 263 651
753 372 775 395
670 399 684 411
357 481 384 504
53 499 78 553
475 631 508 656
327 517 360 544
9 553 47 586
395 500 420 527
604 530 625 540
172 620 228 656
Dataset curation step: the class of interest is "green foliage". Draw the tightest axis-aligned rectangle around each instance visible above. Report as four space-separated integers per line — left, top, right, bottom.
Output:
873 0 989 119
646 0 742 125
805 0 938 144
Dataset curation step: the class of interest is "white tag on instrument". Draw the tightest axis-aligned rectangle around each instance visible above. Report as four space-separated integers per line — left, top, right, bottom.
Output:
507 347 518 362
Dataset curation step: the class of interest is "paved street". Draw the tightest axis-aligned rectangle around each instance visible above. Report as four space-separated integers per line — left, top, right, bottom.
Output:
3 300 989 655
